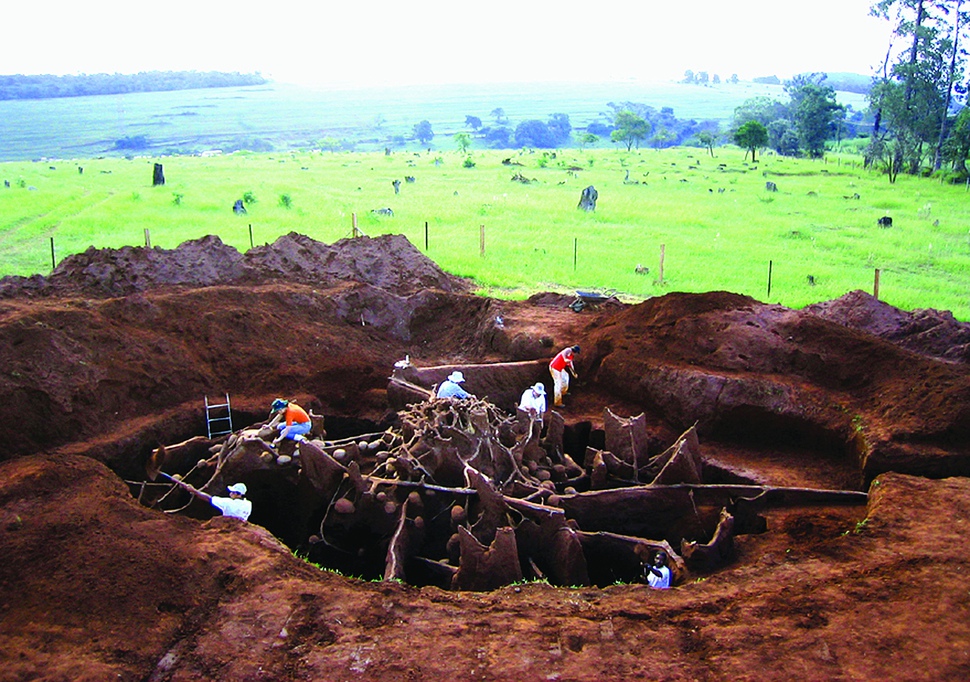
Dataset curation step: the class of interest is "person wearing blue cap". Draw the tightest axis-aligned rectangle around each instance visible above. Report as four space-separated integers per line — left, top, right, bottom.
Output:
267 398 312 447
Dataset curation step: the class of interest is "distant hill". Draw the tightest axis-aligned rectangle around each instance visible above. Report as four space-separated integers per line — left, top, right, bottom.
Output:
754 72 871 95
0 79 870 162
0 71 267 101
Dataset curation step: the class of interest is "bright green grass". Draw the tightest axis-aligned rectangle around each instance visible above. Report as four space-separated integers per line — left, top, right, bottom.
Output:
2 146 969 320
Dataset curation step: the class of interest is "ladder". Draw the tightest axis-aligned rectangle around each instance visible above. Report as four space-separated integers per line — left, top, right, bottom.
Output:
204 393 233 439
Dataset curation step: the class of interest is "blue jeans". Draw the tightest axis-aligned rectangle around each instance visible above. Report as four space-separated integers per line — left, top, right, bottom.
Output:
277 421 312 440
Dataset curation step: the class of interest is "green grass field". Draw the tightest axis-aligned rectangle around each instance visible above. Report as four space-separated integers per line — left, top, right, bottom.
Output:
1 145 968 319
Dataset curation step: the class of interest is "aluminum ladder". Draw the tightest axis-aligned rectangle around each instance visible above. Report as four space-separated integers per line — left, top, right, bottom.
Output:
204 393 233 439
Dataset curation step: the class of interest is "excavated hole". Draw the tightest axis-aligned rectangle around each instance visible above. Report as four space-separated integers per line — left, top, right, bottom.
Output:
124 397 868 592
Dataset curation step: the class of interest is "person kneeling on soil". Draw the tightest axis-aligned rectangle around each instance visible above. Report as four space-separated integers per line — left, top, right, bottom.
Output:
518 382 547 420
173 480 252 522
268 398 312 447
436 371 473 399
549 345 580 407
643 550 672 589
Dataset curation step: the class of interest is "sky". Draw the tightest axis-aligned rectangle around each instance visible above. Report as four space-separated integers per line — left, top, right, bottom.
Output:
3 1 897 88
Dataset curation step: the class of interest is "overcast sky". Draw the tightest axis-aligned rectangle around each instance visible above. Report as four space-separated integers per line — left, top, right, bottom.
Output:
3 1 895 87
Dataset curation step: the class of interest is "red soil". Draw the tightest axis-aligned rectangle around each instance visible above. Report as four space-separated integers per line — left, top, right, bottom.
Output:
1 233 968 680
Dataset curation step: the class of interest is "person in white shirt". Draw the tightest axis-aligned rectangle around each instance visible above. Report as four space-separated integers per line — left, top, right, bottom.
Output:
643 550 672 589
172 480 252 522
518 382 547 419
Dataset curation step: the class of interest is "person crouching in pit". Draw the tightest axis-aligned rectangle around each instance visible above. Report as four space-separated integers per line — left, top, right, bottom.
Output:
268 398 311 448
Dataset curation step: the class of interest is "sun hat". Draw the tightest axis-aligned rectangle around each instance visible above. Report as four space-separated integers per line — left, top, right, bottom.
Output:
271 398 288 412
448 371 465 383
533 383 546 395
228 483 247 495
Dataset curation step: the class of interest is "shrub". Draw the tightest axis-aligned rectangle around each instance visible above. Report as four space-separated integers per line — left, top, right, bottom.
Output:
278 193 292 208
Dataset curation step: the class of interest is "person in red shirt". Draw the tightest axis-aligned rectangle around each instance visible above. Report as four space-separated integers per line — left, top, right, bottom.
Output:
268 398 312 447
549 345 580 407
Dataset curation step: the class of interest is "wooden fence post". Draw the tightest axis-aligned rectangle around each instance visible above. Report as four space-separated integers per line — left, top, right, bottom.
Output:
425 221 429 251
249 224 254 249
352 213 359 238
50 237 55 270
573 237 577 271
144 228 151 248
480 224 485 257
767 260 773 299
658 244 665 284
874 268 881 300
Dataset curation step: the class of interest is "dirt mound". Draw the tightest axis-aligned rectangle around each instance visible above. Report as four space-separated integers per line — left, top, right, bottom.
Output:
2 235 970 679
582 292 970 483
805 289 970 363
0 233 469 299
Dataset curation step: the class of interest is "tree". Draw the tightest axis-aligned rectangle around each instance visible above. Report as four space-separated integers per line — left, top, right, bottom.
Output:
788 82 845 157
578 132 599 150
547 113 572 145
942 103 970 173
490 107 507 124
733 121 768 161
610 111 650 151
695 131 717 157
465 115 482 130
482 126 511 147
733 96 788 129
454 132 471 154
514 120 557 148
413 120 434 145
653 128 675 148
682 69 695 84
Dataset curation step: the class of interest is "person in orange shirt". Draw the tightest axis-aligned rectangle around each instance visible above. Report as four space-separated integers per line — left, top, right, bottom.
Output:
268 398 312 447
549 345 580 407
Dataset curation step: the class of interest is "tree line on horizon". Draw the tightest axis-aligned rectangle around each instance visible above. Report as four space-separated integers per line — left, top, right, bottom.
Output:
0 71 267 100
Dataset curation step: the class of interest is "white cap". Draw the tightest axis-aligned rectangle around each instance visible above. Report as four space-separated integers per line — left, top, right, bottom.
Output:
228 483 247 495
533 383 546 395
448 371 465 383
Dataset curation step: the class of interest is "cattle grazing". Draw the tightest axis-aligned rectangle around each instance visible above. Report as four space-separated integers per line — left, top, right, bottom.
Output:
807 275 816 286
232 199 247 215
372 207 394 216
152 163 165 187
765 181 778 192
78 167 83 175
405 176 416 183
635 264 649 275
877 216 893 228
3 180 8 188
392 179 401 194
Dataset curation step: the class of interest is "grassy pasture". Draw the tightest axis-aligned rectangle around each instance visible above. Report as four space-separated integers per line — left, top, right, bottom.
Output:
1 146 969 320
0 81 869 162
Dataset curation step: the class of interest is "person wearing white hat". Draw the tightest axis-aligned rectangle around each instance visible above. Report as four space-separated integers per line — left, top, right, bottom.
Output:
436 370 473 399
170 479 253 522
518 382 547 419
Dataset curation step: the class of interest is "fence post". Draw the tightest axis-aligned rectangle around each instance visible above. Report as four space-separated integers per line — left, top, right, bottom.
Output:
480 224 485 257
767 260 773 299
144 228 151 248
50 237 55 270
573 237 577 271
874 268 881 300
249 224 254 249
658 244 665 284
425 221 429 251
352 213 359 238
